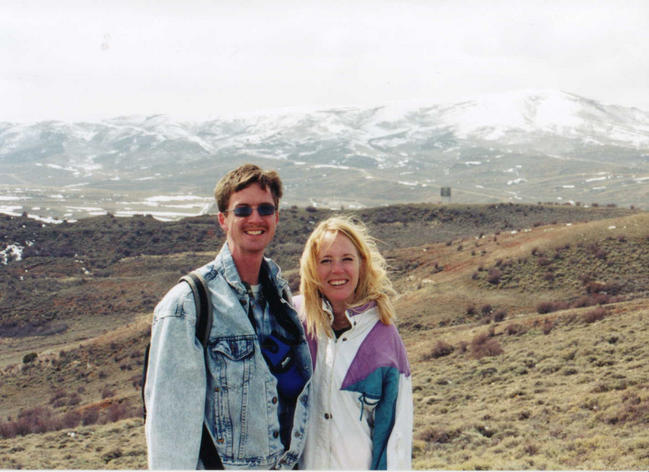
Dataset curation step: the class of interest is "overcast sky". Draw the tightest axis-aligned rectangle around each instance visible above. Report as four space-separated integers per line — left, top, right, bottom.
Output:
2 0 649 122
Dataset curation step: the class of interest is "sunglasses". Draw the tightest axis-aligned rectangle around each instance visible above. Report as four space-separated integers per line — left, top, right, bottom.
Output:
225 203 277 217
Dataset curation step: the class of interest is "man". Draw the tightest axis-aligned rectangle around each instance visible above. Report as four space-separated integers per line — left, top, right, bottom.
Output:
145 164 312 469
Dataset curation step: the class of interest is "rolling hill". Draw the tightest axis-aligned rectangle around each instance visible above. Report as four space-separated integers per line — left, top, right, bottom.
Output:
1 203 648 469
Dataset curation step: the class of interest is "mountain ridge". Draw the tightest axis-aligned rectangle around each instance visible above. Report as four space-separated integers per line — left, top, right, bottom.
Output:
1 89 648 221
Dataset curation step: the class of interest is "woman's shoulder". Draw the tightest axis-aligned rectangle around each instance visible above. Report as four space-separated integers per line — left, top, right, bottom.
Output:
359 316 410 369
342 317 410 387
367 316 405 347
292 294 304 315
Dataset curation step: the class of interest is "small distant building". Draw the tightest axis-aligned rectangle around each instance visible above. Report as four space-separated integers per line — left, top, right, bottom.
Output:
440 186 451 202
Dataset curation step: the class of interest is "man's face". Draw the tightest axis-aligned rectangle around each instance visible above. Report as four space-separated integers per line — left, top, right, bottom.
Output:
218 183 279 260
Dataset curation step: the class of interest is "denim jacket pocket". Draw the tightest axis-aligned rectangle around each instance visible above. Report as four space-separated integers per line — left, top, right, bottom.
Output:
212 336 255 362
208 335 258 461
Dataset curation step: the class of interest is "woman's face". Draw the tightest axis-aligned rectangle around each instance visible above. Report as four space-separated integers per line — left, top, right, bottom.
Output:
316 231 361 312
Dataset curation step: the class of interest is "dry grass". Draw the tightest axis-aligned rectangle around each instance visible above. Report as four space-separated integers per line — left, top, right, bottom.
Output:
408 299 649 469
0 315 150 426
395 212 649 469
0 418 146 469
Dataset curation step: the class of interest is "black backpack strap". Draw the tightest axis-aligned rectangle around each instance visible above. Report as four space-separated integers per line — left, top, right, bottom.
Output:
141 344 150 419
179 272 223 470
259 261 301 343
179 272 213 348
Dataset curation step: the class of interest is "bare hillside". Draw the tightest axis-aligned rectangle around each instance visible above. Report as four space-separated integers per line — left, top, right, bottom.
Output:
1 205 647 469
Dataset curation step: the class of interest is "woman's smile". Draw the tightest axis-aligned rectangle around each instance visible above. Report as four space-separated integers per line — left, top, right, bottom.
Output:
316 231 361 315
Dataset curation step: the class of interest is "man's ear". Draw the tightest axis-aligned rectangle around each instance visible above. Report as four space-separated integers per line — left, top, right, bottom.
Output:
217 212 227 231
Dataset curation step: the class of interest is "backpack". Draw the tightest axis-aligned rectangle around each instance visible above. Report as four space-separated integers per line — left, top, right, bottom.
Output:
141 271 223 469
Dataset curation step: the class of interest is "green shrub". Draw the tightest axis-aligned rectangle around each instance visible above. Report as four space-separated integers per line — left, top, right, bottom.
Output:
82 407 100 426
480 304 493 316
425 340 455 360
486 268 502 284
582 307 607 323
62 411 81 428
470 332 503 359
542 319 554 335
492 309 507 322
505 323 527 336
537 301 569 314
22 352 37 364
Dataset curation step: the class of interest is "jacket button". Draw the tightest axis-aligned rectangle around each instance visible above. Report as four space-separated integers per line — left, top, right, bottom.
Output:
294 431 302 438
324 413 331 420
273 431 279 438
272 396 278 404
214 386 220 392
342 338 347 342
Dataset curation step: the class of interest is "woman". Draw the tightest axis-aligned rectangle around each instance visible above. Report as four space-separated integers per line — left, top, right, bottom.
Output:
294 216 412 470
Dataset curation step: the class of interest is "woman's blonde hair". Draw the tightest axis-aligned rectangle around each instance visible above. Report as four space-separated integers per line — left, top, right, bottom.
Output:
299 215 396 338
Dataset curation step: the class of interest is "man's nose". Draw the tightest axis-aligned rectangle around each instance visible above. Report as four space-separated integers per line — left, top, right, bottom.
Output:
247 207 265 222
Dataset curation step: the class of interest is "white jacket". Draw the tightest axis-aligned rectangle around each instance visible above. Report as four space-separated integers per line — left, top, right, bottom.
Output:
294 296 412 470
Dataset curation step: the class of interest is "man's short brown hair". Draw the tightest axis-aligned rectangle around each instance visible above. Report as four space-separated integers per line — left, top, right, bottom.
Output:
214 163 283 212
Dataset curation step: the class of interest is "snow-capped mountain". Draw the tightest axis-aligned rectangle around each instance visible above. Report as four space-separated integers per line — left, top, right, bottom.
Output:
428 89 649 144
1 89 648 221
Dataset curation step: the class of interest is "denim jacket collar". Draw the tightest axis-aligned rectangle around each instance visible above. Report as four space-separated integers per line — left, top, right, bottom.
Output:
214 243 248 296
214 242 285 298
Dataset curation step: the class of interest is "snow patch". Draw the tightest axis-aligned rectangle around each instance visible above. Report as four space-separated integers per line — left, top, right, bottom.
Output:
507 178 527 185
1 243 25 265
145 195 207 203
313 164 350 170
0 196 30 201
114 210 202 221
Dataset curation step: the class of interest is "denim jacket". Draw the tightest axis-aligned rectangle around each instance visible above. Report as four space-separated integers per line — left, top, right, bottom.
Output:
145 244 312 469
